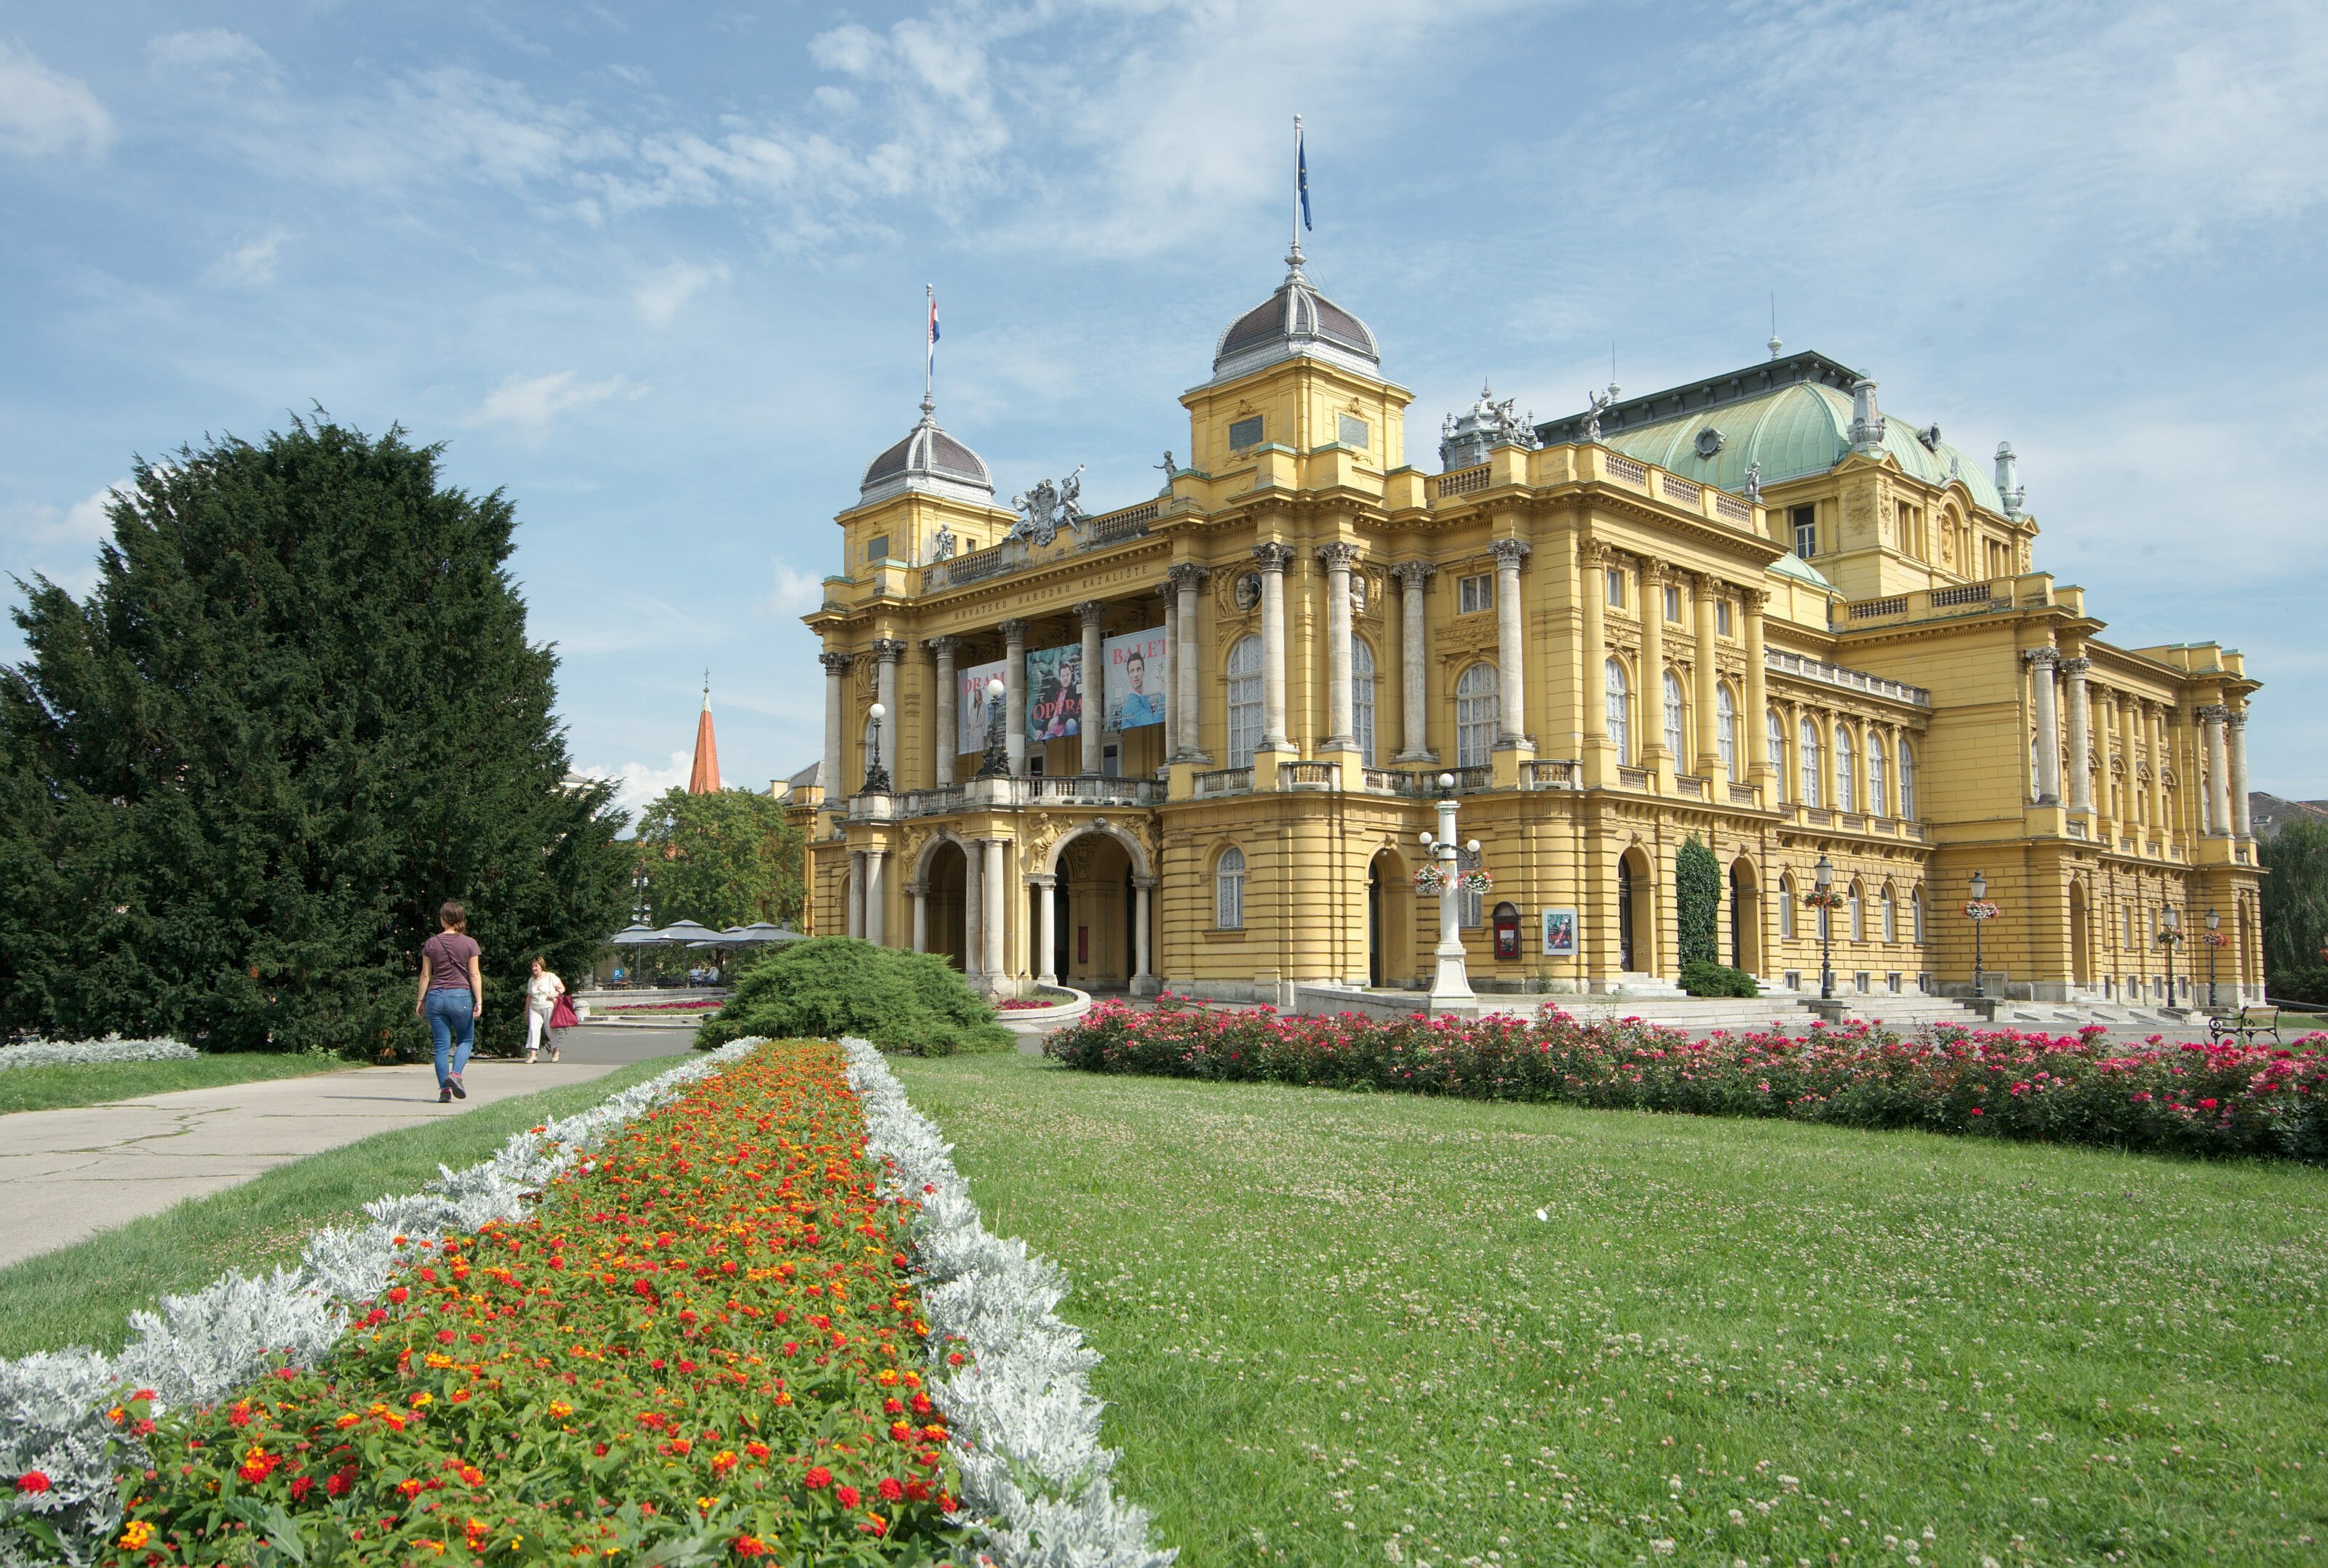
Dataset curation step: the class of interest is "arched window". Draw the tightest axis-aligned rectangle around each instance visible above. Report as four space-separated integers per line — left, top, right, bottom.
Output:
1779 874 1796 939
1716 684 1738 782
1881 883 1897 943
1835 726 1857 813
1662 670 1686 762
1897 740 1916 819
1868 734 1889 817
1848 880 1865 943
1767 711 1787 802
1604 657 1631 764
1225 636 1263 768
1215 845 1245 929
1456 663 1499 768
1352 636 1377 765
1912 887 1924 945
1798 717 1823 807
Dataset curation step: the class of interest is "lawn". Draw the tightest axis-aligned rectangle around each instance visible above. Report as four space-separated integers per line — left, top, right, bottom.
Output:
0 1050 359 1115
891 1052 2328 1567
0 1055 682 1361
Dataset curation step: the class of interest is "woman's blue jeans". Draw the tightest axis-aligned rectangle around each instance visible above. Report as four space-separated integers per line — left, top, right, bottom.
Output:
425 988 476 1086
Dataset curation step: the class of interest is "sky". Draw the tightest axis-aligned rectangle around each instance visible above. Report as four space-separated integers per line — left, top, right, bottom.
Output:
2 0 2324 811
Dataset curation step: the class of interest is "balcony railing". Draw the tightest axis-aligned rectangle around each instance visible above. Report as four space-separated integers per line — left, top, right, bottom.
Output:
1674 775 1708 799
1523 759 1580 790
1028 775 1164 807
1728 783 1760 807
1713 491 1753 524
1766 648 1930 708
1617 765 1651 791
1431 464 1492 500
1079 502 1157 549
1193 767 1252 798
1658 473 1702 505
1604 453 1650 487
1803 807 1835 826
1280 761 1339 788
898 786 965 817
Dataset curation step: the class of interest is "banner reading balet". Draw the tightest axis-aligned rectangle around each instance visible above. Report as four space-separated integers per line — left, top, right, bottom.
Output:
955 659 1006 755
1101 628 1170 732
1025 644 1084 742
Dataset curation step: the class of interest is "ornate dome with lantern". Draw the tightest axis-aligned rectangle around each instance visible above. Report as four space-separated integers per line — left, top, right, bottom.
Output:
1209 243 1381 385
858 394 994 507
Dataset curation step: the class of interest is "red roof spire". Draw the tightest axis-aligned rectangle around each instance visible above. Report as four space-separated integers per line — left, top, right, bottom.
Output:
687 673 722 794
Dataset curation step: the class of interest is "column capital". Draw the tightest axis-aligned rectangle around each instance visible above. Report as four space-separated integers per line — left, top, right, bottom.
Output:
1390 559 1438 588
904 881 928 897
872 636 909 663
1131 874 1160 890
1166 561 1211 591
2225 708 2248 730
1074 599 1107 625
2196 702 2229 722
1252 540 1295 573
1026 872 1056 889
2023 645 2060 668
2059 655 2093 677
1741 586 1770 612
819 650 856 673
1489 537 1532 568
998 618 1029 643
1577 537 1610 567
925 633 959 656
1316 540 1361 571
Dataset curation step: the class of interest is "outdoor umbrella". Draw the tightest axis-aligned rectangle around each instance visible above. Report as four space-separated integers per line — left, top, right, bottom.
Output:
606 923 666 946
653 921 723 944
720 923 805 945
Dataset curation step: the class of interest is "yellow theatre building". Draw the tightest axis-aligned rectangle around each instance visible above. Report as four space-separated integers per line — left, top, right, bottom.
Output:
793 244 2267 1010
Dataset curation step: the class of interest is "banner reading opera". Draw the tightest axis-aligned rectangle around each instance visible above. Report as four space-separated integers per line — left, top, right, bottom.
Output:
955 658 1006 755
1101 628 1170 732
1025 644 1083 743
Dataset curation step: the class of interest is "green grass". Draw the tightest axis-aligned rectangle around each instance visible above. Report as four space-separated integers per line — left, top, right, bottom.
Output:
0 1055 682 1361
891 1052 2328 1567
0 1051 362 1115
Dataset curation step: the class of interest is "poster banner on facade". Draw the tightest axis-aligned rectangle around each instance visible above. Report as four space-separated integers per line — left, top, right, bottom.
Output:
1541 908 1579 958
1101 627 1170 732
1025 643 1083 743
955 659 1006 754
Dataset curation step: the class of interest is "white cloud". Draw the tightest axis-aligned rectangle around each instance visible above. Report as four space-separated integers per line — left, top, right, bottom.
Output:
0 41 113 160
633 259 730 327
207 231 285 287
765 561 826 617
470 370 641 439
1 480 129 548
570 753 689 819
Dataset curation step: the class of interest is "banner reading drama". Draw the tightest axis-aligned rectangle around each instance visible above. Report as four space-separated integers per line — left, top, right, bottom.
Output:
955 658 1006 755
1025 644 1084 743
1101 627 1170 732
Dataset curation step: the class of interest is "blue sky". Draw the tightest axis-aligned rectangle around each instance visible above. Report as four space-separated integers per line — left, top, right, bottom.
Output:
3 1 2323 809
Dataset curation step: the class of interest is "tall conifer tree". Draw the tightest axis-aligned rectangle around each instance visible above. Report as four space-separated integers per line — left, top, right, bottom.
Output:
0 417 631 1053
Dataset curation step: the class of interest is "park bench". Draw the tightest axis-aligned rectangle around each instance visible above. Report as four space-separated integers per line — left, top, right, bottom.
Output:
2207 1006 2282 1047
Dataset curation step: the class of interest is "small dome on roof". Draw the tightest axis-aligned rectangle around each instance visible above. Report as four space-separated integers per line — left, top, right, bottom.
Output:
1211 245 1380 384
860 396 993 505
1770 551 1838 593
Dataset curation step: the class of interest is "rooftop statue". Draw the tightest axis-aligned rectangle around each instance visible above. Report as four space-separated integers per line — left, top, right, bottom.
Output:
1009 464 1088 548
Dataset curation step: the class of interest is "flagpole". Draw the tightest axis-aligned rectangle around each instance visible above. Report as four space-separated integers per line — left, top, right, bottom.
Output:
924 284 934 408
1291 114 1303 262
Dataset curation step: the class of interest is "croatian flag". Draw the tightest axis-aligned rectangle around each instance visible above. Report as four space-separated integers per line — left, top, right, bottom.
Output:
1296 124 1312 232
928 287 940 353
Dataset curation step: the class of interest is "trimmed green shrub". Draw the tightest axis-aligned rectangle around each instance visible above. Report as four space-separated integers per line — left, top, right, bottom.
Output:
1681 959 1758 998
695 937 1013 1056
1675 836 1721 971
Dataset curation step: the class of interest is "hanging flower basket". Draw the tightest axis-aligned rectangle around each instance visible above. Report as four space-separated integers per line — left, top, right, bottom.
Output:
2201 930 2232 948
1802 889 1847 911
1459 868 1495 895
1413 864 1448 895
1963 900 2001 921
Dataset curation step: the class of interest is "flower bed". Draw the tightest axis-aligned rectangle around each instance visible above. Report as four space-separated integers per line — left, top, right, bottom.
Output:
1048 1001 2328 1162
105 1042 966 1563
0 1037 197 1071
605 999 725 1014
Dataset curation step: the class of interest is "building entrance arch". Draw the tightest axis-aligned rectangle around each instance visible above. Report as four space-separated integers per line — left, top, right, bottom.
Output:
1036 823 1155 991
1729 856 1761 975
2068 878 2092 991
1617 846 1656 975
922 838 969 975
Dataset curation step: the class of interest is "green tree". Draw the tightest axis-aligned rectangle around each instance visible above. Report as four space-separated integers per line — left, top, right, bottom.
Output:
0 417 632 1055
633 786 805 932
2261 817 2328 979
1675 835 1721 969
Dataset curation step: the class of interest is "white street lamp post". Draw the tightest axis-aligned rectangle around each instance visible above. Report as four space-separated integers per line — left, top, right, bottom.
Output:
1419 772 1478 1006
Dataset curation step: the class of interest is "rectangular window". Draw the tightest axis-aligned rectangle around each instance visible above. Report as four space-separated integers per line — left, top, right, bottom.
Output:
1715 600 1733 636
1458 573 1494 614
1228 415 1264 451
1606 567 1625 608
1101 743 1120 779
866 534 890 563
1337 413 1369 449
1027 755 1045 776
1662 585 1681 623
1791 505 1817 558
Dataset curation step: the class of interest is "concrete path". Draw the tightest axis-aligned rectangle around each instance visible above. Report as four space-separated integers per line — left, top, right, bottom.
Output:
0 1026 694 1270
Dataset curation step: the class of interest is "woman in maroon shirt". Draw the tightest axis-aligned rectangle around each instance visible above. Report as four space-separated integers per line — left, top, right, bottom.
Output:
415 900 485 1103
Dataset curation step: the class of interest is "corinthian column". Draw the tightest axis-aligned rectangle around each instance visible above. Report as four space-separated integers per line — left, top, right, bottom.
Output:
819 651 853 822
1579 544 1610 783
862 847 885 946
982 836 1007 982
1638 563 1667 772
1254 542 1293 750
1742 588 1770 785
872 638 906 785
1032 873 1059 986
2061 655 2092 814
2202 704 2230 835
1319 543 1360 751
1075 600 1106 775
928 637 958 788
1491 538 1531 747
1392 561 1436 762
2228 709 2252 836
962 839 984 986
1691 575 1720 778
1001 620 1028 776
1168 564 1209 761
2025 647 2061 804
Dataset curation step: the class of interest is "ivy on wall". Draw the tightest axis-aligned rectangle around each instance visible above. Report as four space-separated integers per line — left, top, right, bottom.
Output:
1675 835 1721 971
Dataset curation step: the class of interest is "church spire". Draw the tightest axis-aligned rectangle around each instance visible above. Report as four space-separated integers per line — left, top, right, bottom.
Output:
687 672 722 794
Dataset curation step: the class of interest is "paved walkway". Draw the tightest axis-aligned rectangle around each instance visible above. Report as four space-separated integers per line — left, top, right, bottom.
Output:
0 1026 694 1270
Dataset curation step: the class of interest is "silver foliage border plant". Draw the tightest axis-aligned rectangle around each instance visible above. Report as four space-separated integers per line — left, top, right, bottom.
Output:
840 1035 1175 1568
0 1038 199 1071
0 1039 764 1568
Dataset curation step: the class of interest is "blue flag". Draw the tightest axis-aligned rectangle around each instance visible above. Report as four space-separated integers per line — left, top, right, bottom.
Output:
1297 129 1312 231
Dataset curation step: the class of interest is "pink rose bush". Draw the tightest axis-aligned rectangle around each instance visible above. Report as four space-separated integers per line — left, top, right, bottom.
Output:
1047 1000 2328 1162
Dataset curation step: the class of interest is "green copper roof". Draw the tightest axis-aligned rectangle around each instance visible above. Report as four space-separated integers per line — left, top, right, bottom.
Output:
1602 380 2006 514
1769 551 1837 593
